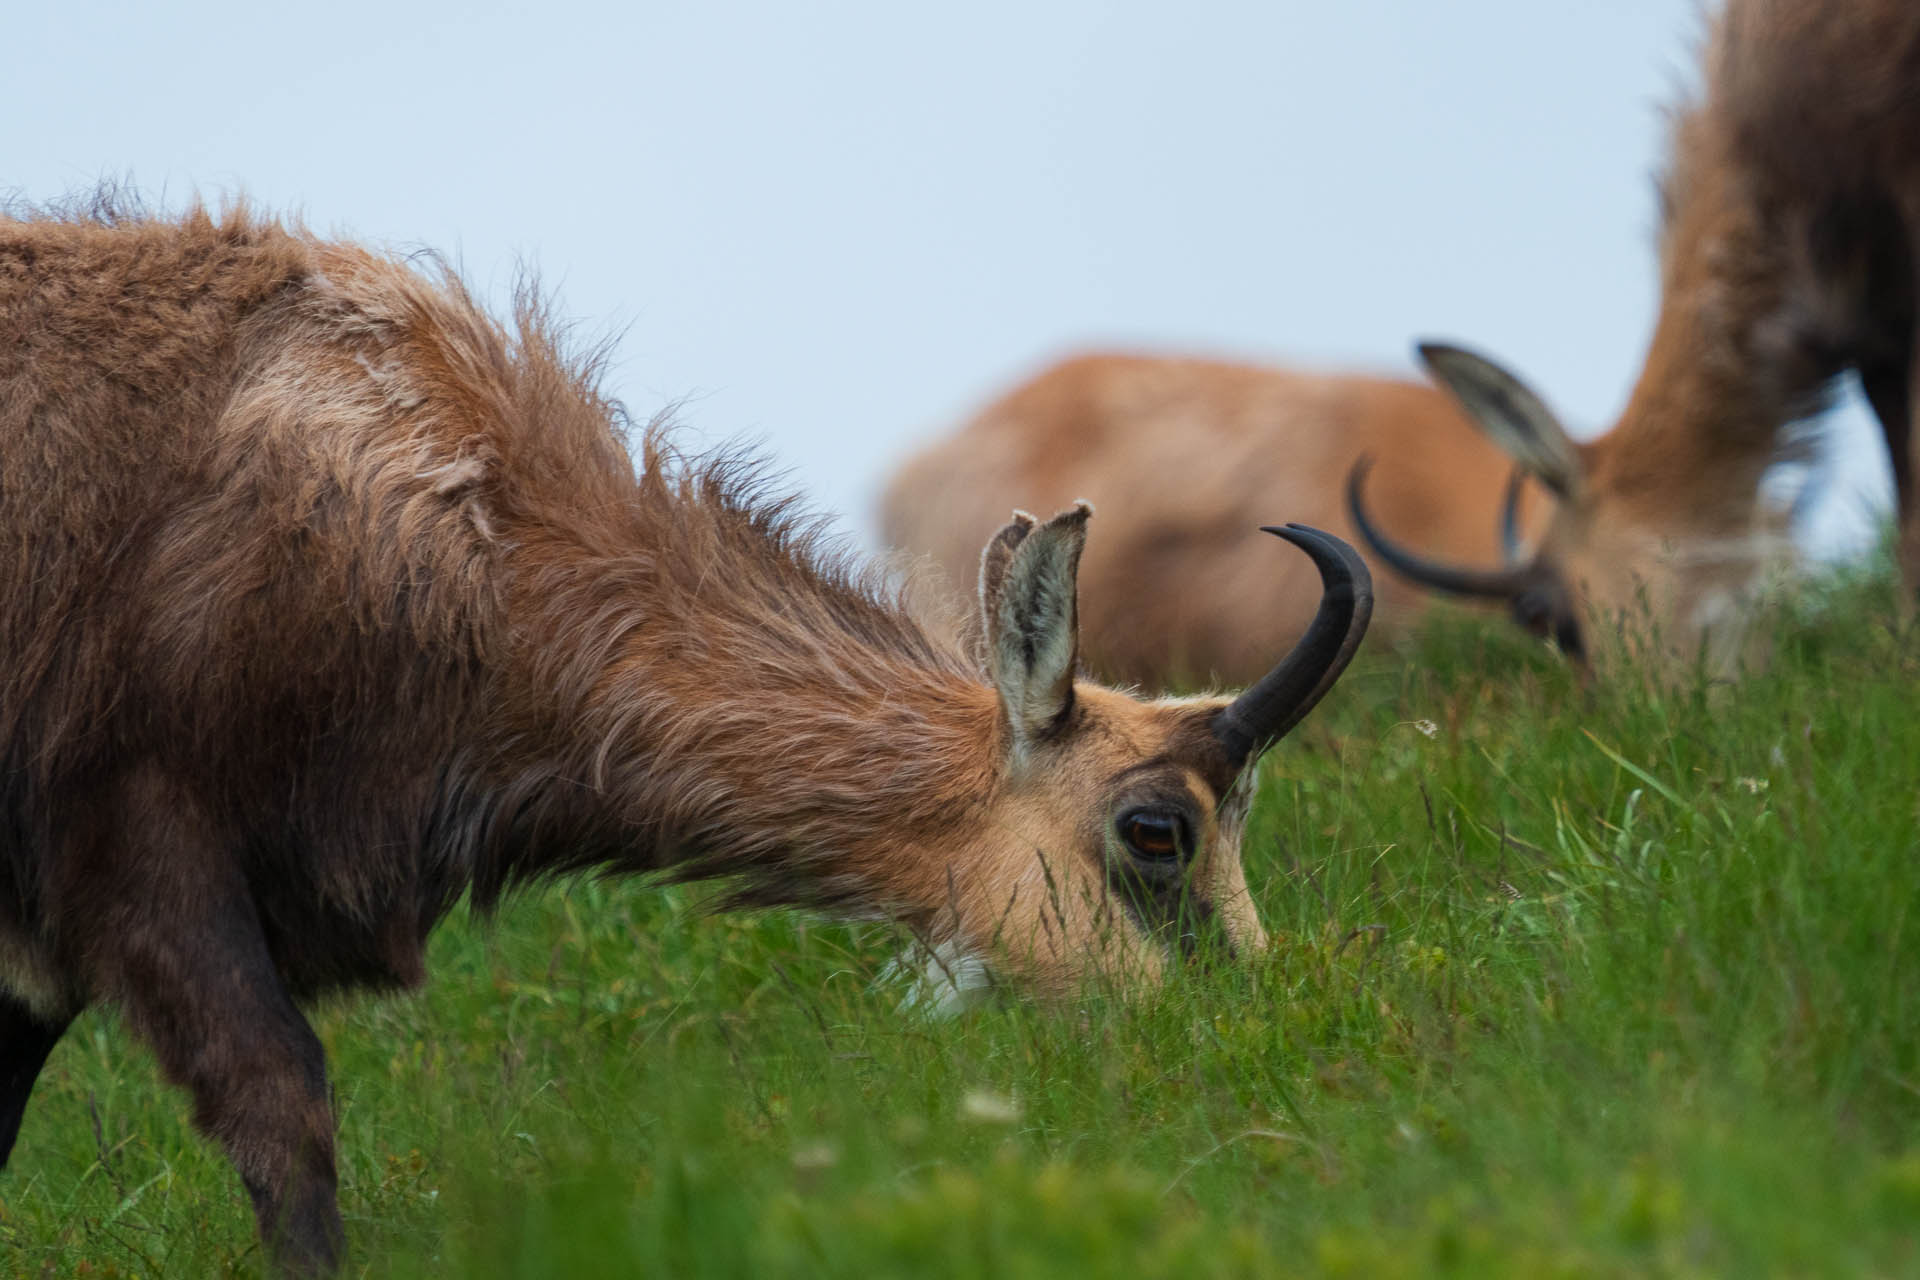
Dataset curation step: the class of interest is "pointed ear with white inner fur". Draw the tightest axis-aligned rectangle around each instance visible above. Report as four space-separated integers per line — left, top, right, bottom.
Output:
977 509 1038 633
1418 341 1586 501
981 503 1090 757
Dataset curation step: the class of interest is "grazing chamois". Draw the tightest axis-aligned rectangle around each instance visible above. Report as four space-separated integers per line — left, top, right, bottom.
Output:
1352 0 1920 670
0 202 1371 1274
880 352 1542 688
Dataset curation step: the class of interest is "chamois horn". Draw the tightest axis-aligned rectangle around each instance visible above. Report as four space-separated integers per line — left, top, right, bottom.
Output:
1498 467 1527 563
1212 524 1373 769
1345 456 1537 599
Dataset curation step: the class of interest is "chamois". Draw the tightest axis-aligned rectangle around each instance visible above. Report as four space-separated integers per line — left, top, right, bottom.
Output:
880 352 1543 688
0 202 1370 1274
1352 0 1920 670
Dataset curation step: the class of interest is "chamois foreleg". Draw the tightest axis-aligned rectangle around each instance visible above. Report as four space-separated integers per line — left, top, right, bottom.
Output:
0 994 73 1166
1860 354 1919 601
1855 194 1920 603
77 769 344 1275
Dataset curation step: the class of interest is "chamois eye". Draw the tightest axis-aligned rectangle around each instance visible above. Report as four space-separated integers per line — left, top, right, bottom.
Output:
1118 808 1190 862
1512 586 1585 659
1512 588 1552 636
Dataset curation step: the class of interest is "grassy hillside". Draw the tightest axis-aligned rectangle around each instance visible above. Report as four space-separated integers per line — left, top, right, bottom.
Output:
4 566 1917 1277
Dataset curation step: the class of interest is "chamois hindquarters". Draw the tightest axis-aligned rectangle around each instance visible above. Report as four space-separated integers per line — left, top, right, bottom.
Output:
877 351 1556 690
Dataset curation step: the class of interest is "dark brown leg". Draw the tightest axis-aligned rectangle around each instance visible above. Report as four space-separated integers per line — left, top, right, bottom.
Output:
79 769 344 1275
123 923 344 1275
1860 356 1919 598
0 993 73 1167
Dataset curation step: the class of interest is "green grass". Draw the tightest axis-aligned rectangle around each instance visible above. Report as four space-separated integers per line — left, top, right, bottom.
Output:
4 566 1919 1277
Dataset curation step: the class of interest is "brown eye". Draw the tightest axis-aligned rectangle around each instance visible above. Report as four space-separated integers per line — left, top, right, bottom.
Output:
1512 589 1553 637
1118 808 1190 862
1511 585 1585 660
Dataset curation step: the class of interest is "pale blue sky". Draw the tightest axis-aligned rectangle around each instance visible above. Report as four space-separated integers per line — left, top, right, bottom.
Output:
5 0 1891 555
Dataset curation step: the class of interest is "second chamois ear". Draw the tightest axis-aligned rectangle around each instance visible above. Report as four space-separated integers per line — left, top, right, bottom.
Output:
1417 341 1586 501
979 503 1091 757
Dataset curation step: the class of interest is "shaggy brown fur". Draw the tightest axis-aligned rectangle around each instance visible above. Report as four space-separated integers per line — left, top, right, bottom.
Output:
1386 0 1920 669
880 352 1545 688
0 200 1362 1273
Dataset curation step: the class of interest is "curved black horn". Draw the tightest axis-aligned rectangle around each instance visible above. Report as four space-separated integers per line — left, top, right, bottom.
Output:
1211 524 1373 770
1346 456 1534 600
1498 467 1526 564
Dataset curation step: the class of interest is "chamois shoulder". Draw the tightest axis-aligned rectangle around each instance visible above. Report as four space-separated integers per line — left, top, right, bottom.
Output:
0 198 313 410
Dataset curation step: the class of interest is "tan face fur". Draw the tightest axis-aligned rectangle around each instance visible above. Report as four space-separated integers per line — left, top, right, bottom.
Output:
1528 486 1793 673
1416 345 1796 675
891 506 1273 1008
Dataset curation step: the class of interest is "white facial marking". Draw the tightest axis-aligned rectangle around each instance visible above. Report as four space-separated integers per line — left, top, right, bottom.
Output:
880 939 995 1017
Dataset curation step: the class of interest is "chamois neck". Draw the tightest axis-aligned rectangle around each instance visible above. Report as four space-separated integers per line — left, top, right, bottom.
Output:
482 443 1004 919
1594 122 1812 529
1598 299 1784 516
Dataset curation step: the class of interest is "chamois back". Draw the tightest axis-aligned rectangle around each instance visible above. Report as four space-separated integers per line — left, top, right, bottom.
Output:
882 352 1537 688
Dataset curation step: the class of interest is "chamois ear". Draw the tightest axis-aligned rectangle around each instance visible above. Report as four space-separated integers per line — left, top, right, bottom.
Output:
978 509 1039 631
982 503 1091 753
1418 341 1586 501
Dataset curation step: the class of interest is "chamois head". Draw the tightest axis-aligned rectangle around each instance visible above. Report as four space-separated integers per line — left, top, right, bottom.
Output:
904 506 1370 1006
1347 343 1793 673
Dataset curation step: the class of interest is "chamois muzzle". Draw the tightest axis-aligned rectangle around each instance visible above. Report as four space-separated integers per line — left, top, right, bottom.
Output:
1345 457 1585 661
1211 524 1373 770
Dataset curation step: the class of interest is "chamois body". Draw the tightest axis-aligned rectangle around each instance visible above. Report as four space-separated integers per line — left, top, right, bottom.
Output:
0 203 1369 1273
0 207 986 1015
882 353 1539 688
1356 0 1920 667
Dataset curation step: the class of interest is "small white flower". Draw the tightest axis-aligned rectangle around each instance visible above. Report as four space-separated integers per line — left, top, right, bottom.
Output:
791 1141 839 1172
960 1089 1022 1125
